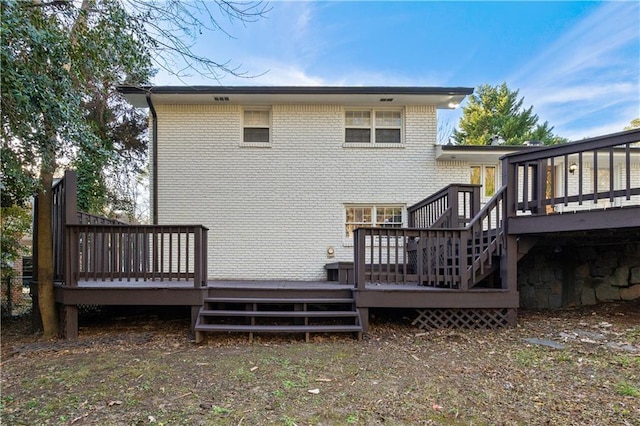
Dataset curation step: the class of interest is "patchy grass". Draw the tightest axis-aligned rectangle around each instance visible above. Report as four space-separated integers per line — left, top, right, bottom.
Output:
2 301 640 425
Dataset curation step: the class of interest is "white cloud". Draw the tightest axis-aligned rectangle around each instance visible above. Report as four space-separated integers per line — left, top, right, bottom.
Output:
507 2 640 140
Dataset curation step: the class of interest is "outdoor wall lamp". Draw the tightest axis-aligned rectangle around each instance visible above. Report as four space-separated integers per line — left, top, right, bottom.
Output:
569 163 578 174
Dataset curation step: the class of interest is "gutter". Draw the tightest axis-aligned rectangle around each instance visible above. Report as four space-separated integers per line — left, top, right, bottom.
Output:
146 94 158 225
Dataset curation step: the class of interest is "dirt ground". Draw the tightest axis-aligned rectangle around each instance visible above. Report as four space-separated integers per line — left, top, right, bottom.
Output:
2 301 639 426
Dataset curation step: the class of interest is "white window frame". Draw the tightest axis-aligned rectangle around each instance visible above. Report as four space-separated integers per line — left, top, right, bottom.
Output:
470 164 497 201
343 108 404 148
241 107 271 147
343 204 406 246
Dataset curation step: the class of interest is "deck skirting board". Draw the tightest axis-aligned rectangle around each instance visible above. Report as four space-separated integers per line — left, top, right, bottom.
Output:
355 289 519 309
54 285 205 306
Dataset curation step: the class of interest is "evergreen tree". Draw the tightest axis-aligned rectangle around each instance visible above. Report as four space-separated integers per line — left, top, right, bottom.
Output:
453 83 567 146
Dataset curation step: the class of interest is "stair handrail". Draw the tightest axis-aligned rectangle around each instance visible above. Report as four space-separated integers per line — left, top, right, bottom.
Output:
407 183 481 229
461 185 506 287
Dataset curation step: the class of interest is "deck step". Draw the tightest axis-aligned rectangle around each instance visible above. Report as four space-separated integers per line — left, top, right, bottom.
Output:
195 291 363 342
203 297 355 304
195 324 363 333
199 310 359 317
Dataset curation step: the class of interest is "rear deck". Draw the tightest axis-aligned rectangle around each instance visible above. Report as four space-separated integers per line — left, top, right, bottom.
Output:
33 129 640 339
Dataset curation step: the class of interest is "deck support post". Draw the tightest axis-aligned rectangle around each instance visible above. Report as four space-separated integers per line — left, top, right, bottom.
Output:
59 304 78 339
190 305 201 342
357 307 369 332
501 236 518 291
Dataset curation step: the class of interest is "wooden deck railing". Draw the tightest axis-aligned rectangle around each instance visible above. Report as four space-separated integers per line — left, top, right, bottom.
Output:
355 186 505 290
33 170 210 289
356 129 640 291
65 224 208 287
502 128 640 216
408 184 481 228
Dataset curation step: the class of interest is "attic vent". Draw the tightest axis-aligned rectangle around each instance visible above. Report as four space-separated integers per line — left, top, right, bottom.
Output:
379 98 394 102
213 96 230 102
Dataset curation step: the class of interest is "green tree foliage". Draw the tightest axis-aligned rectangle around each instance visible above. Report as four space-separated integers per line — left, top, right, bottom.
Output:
1 0 267 337
1 0 151 337
453 83 568 146
624 118 640 130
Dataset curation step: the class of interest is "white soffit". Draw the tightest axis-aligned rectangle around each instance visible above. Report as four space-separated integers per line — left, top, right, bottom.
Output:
120 87 472 109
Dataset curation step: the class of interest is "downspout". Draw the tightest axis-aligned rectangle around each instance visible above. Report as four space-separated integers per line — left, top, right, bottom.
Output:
146 94 158 225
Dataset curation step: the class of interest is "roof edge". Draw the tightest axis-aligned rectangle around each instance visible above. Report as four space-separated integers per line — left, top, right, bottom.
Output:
117 85 474 96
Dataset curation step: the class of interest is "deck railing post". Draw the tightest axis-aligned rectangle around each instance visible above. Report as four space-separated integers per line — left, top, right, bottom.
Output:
193 226 203 287
449 186 460 228
64 226 78 287
471 185 481 219
202 227 208 284
354 229 366 290
500 157 518 291
460 229 469 290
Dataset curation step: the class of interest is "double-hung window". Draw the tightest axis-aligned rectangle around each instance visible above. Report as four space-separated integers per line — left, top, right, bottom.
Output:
345 109 403 145
344 205 404 239
243 109 270 144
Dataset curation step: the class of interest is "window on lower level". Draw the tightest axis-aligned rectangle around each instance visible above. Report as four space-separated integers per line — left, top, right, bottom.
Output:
345 110 402 144
243 109 270 143
345 205 404 238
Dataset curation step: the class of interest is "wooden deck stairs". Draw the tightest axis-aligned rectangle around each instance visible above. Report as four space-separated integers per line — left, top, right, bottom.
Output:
194 284 363 342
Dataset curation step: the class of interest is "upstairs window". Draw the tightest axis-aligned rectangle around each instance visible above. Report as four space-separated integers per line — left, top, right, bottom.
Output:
243 109 270 143
345 110 402 145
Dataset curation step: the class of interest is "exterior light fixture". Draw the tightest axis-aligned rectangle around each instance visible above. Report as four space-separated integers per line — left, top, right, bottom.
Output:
569 163 578 174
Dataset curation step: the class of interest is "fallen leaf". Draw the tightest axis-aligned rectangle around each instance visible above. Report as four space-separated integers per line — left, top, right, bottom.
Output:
107 400 122 406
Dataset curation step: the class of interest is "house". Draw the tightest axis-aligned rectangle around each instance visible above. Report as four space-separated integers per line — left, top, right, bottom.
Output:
118 86 477 282
33 86 640 340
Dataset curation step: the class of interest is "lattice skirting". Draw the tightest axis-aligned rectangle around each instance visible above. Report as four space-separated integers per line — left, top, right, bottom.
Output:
412 308 516 330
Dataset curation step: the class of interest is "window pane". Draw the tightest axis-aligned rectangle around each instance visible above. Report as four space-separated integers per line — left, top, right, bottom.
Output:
485 166 496 196
346 128 371 143
470 166 481 185
375 129 401 143
345 111 371 126
244 127 269 143
244 110 269 126
376 207 403 227
345 207 372 238
375 111 401 127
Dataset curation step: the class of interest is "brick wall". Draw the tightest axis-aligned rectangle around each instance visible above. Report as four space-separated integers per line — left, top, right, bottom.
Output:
153 103 471 280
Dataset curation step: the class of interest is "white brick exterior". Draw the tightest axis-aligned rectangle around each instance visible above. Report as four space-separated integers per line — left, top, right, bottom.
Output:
152 103 465 280
150 101 640 280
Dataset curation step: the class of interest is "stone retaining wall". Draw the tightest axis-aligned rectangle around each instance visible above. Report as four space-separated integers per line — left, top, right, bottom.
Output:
518 242 640 309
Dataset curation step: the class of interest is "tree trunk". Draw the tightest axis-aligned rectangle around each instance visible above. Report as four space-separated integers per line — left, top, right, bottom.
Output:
37 166 59 338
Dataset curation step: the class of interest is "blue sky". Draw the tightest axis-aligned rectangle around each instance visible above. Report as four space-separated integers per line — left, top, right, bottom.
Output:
154 1 640 142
